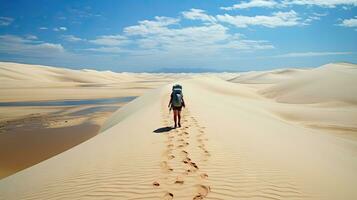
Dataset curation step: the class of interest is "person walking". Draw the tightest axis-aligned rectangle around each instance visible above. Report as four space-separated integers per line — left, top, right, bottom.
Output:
168 84 185 128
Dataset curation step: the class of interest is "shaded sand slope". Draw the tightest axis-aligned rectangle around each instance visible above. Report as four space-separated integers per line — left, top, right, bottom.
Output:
1 76 357 199
229 63 357 139
259 63 357 104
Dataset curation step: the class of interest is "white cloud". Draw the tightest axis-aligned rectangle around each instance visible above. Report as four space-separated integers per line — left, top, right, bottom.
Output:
182 9 216 23
62 35 84 42
313 12 328 17
87 14 274 56
123 16 273 55
221 0 357 9
124 16 179 36
53 27 67 31
89 35 128 46
0 35 65 56
0 16 14 26
25 35 38 40
217 10 302 28
282 0 357 8
221 0 278 10
339 16 357 27
274 51 353 57
86 47 122 53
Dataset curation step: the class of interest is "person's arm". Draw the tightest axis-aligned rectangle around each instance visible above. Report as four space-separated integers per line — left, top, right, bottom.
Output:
182 97 186 107
168 94 172 108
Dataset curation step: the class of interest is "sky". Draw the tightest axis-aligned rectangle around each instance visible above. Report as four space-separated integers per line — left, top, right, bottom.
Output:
0 0 356 72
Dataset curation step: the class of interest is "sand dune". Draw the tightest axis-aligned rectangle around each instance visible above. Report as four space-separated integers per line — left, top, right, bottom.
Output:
0 62 189 179
229 63 357 139
259 63 357 104
229 68 307 84
0 62 186 102
1 64 357 199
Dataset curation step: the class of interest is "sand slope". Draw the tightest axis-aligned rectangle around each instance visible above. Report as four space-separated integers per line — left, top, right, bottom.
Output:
1 71 357 199
259 63 357 104
229 63 357 139
0 62 188 102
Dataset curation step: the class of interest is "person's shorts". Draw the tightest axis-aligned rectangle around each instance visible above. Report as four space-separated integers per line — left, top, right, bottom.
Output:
172 106 182 111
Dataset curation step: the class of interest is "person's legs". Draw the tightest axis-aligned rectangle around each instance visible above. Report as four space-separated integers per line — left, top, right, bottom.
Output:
177 110 181 127
173 110 178 128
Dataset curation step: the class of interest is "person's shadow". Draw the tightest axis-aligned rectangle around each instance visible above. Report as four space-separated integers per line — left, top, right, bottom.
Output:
153 126 173 133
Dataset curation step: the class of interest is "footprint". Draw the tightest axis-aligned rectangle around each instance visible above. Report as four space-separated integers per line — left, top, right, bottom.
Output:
162 149 172 156
190 162 199 169
163 192 174 200
200 173 208 179
168 155 175 160
197 138 205 143
153 181 160 187
193 195 204 200
174 176 184 184
185 157 192 162
180 150 188 156
161 161 174 172
193 185 210 199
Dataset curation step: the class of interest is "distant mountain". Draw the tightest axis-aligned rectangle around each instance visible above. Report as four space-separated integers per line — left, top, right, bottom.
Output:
150 67 238 73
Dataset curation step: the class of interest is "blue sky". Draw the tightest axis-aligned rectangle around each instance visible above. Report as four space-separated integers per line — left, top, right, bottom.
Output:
0 0 356 72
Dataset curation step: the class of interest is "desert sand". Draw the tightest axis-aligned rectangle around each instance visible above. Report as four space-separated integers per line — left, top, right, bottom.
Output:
0 61 188 178
0 62 357 199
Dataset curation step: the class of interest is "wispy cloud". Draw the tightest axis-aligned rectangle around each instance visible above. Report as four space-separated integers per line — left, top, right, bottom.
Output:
62 35 85 42
0 16 14 26
25 35 38 40
124 16 180 36
85 46 123 53
0 35 65 57
217 10 302 28
274 51 353 57
338 16 357 29
282 0 357 8
89 35 128 46
221 0 357 10
182 8 216 23
53 27 67 31
221 0 279 10
304 12 328 23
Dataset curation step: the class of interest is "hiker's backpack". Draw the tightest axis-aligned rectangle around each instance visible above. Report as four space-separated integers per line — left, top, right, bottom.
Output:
172 84 183 107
